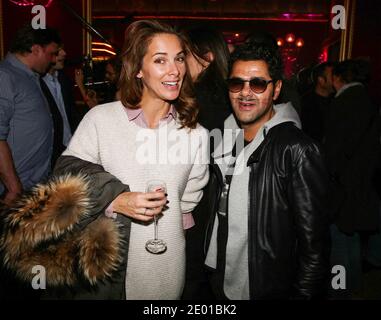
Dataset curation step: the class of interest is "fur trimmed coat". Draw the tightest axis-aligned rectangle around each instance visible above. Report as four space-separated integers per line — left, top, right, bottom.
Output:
0 156 131 299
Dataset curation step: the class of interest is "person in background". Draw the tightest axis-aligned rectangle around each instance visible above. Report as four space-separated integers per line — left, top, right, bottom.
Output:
0 24 60 206
0 24 61 300
103 57 122 102
41 45 75 166
227 43 235 54
324 59 381 299
183 25 232 131
296 65 314 95
300 62 334 143
74 67 98 109
74 57 122 109
181 25 232 299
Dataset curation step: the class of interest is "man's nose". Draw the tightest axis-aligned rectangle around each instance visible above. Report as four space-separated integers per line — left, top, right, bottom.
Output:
240 82 253 97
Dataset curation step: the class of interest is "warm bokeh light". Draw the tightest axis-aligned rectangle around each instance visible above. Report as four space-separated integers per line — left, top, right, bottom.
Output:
296 38 304 47
276 38 284 46
92 48 116 55
286 33 295 43
92 42 114 49
277 34 305 78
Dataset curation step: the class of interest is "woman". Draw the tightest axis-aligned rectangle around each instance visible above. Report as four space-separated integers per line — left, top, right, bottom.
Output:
65 20 209 300
183 25 231 131
1 20 209 300
181 26 231 299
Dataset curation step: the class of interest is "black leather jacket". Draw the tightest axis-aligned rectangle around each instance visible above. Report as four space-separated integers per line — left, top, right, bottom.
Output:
205 122 331 299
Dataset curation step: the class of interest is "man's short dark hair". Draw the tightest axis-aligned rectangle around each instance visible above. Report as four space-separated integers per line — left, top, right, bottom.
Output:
333 59 370 85
311 62 334 85
230 42 283 80
9 24 61 54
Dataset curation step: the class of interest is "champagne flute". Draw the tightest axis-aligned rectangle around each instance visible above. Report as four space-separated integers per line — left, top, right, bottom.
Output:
145 180 167 254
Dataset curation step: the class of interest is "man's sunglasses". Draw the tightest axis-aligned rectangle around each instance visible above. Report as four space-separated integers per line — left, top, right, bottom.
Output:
226 77 275 94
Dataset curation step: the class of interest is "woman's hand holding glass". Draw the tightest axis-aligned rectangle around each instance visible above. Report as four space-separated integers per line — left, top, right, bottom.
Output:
145 180 167 254
112 191 167 222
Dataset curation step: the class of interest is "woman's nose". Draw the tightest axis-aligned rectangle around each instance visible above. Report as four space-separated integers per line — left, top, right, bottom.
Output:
168 62 180 76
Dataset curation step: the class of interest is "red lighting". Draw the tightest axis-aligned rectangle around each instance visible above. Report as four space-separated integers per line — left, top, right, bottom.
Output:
234 33 240 37
319 48 328 63
125 15 328 23
277 33 305 78
9 0 53 6
296 38 304 47
286 33 295 43
281 13 297 19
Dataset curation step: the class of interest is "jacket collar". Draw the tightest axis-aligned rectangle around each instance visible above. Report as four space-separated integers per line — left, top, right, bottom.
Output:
246 121 295 166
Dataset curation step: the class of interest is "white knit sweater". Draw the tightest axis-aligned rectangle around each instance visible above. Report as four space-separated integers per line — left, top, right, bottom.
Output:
63 101 209 299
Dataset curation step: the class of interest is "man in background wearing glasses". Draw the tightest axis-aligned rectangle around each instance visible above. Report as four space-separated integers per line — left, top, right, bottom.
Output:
204 42 330 299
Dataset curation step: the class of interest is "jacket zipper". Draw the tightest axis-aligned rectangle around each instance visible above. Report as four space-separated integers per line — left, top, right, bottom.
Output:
203 164 224 255
248 163 256 299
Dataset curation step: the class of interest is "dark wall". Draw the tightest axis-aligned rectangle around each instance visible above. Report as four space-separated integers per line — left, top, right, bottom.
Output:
351 0 381 105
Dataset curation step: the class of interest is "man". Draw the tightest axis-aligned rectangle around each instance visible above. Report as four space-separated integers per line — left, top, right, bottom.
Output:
301 62 334 143
324 59 380 298
204 42 330 299
0 25 61 206
41 46 75 166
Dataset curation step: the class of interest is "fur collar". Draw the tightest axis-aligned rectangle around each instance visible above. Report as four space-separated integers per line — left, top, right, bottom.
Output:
0 174 123 287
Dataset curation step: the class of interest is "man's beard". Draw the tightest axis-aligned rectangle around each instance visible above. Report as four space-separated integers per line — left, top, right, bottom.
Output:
235 97 271 125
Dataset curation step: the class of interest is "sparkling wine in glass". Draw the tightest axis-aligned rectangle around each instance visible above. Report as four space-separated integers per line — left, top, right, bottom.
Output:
145 180 167 254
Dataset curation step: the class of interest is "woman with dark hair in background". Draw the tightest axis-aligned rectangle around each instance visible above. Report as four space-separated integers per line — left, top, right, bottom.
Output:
181 25 232 299
184 25 232 131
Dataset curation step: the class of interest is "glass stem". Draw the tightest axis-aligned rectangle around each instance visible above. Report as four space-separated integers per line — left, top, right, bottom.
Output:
154 215 158 240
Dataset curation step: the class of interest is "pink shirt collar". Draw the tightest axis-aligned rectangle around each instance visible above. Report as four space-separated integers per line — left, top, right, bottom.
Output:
125 105 176 128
